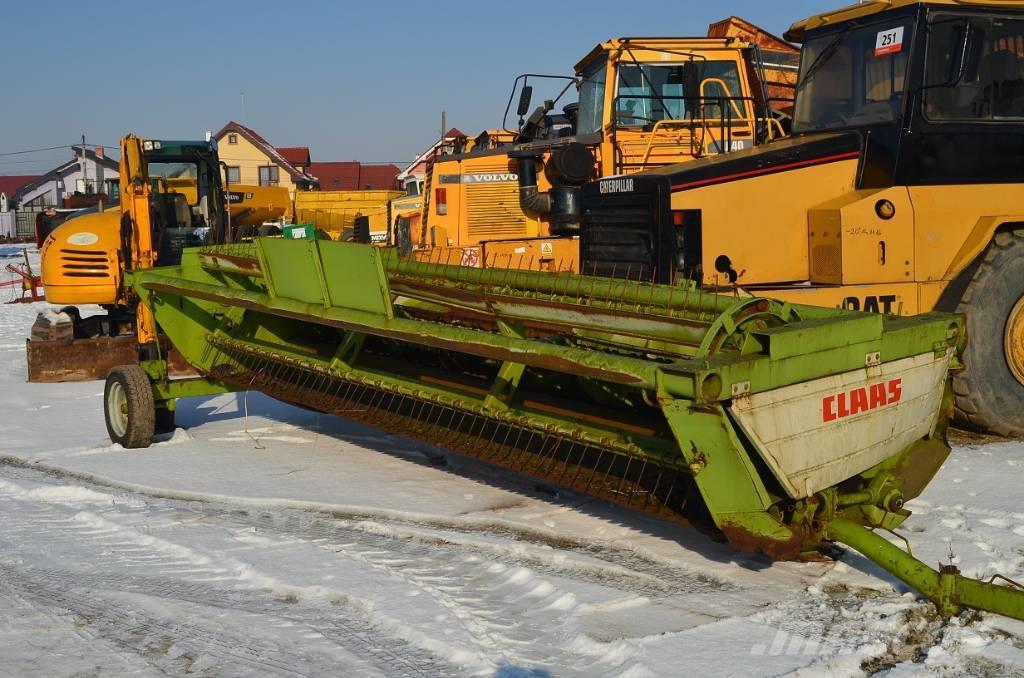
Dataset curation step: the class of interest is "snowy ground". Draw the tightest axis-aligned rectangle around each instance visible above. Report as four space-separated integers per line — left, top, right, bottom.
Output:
0 245 1023 676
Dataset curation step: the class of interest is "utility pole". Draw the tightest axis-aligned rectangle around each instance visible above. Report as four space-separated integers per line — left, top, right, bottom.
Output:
80 133 89 194
441 111 447 140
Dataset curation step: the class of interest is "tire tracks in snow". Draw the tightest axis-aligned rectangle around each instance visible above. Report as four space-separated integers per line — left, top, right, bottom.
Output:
0 460 768 676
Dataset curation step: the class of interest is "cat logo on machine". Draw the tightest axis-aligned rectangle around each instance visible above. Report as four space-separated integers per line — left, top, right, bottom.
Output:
842 294 898 314
822 378 903 422
599 178 634 194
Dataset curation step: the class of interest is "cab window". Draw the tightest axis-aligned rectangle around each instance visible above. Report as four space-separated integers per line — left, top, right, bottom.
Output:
925 15 1024 120
614 61 744 127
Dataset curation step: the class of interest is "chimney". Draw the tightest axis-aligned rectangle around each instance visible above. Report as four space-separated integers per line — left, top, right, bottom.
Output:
95 146 105 159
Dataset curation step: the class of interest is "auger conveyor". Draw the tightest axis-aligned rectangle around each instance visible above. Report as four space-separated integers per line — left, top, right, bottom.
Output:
106 237 1024 620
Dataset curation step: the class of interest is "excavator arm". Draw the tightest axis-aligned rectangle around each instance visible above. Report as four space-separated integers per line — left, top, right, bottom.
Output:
120 135 158 345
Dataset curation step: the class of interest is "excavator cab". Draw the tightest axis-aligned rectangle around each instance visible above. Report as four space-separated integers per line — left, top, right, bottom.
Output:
122 139 228 271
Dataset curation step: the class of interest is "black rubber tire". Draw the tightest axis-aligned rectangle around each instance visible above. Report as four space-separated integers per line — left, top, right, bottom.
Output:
103 365 155 449
953 228 1024 437
257 223 282 237
155 406 176 435
339 228 356 242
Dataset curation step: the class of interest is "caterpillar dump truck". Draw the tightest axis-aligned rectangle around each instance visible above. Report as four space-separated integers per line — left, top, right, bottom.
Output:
27 134 283 382
577 0 1024 436
409 29 798 271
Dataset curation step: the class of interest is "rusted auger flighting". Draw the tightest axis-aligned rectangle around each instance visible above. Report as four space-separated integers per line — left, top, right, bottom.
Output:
103 237 1023 620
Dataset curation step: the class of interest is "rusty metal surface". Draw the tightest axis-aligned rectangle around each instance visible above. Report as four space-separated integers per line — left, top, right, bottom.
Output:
26 337 193 383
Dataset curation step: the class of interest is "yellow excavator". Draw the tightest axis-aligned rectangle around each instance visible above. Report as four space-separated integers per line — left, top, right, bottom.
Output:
29 134 289 382
404 26 798 271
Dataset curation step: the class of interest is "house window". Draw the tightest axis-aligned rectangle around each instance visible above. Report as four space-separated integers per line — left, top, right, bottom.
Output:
259 166 280 186
228 133 239 145
226 166 241 184
107 180 120 201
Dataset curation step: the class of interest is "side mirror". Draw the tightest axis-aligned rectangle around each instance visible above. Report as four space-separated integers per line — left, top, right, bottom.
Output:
517 86 534 117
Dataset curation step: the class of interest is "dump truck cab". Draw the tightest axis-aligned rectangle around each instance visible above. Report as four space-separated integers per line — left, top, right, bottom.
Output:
415 34 795 271
578 0 1024 435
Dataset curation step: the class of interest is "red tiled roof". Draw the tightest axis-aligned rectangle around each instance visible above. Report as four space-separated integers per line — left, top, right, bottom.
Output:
277 146 310 166
307 162 400 191
0 175 38 198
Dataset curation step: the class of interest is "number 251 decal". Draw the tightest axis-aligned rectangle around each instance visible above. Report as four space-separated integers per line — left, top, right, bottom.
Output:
875 27 905 56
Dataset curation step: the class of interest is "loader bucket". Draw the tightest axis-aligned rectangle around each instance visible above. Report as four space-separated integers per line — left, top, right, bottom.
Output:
27 335 194 383
110 238 1024 620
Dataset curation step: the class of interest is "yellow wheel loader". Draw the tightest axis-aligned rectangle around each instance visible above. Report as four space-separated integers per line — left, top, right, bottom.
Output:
29 134 287 382
576 0 1024 436
410 28 799 272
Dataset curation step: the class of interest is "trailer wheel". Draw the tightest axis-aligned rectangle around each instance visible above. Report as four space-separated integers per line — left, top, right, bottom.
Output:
104 365 155 448
954 228 1024 437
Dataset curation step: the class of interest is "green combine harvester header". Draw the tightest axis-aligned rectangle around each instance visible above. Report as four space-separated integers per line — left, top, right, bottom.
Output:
103 237 1024 620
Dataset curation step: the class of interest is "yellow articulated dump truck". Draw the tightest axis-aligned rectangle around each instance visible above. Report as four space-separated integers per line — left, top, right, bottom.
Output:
30 135 289 382
410 28 799 272
575 0 1024 436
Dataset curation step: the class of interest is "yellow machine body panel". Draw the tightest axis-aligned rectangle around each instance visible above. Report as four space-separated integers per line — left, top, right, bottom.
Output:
40 208 123 306
295 190 402 240
41 182 288 307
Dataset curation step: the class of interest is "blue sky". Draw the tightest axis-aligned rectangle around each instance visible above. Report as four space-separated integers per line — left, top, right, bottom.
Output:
1 0 834 173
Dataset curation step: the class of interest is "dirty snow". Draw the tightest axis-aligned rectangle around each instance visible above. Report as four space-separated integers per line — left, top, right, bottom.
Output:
0 245 1022 676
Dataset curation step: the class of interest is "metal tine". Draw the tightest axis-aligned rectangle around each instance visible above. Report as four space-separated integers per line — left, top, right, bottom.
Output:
607 263 619 309
539 437 570 478
629 459 649 507
581 448 606 494
613 455 633 502
562 442 591 489
443 410 471 448
494 422 527 466
460 413 485 453
508 429 538 469
481 418 504 458
660 470 679 514
646 267 658 315
493 422 519 463
551 441 580 486
527 434 554 474
643 467 664 512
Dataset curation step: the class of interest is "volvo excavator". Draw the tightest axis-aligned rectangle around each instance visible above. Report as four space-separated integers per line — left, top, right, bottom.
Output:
575 0 1024 437
403 24 799 272
27 134 287 382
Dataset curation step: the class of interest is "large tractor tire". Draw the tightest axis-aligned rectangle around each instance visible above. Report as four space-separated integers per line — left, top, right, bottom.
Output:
953 228 1024 437
104 365 155 449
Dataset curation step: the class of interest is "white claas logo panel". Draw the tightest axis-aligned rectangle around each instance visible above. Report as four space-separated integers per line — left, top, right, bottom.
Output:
728 351 951 499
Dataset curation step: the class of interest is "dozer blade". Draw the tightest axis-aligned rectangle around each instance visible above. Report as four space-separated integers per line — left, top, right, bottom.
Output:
108 239 1024 619
27 336 194 383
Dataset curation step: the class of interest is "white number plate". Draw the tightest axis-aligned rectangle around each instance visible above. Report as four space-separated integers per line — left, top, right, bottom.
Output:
875 27 905 56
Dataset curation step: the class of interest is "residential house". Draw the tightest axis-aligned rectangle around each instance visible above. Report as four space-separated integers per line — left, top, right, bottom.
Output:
0 175 37 239
213 121 315 198
397 128 466 196
1 146 118 239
